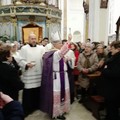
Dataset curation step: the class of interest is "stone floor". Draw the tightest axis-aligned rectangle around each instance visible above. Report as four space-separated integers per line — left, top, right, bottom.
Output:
25 100 97 120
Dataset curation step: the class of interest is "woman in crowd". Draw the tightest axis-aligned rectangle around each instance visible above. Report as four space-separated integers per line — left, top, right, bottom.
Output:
77 43 98 103
70 42 80 98
0 44 24 100
96 44 108 71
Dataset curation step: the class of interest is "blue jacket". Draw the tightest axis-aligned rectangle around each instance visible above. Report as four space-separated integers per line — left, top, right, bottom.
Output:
0 101 24 120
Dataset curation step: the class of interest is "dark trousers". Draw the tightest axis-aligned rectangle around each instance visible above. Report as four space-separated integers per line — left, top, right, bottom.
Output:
105 97 120 120
68 70 75 104
80 87 88 101
22 87 40 117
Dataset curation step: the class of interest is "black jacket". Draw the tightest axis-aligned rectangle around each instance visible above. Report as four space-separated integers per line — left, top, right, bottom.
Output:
101 52 120 98
0 62 24 100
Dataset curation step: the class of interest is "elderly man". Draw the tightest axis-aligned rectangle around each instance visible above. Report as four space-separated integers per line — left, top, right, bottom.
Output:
40 33 71 119
19 33 45 117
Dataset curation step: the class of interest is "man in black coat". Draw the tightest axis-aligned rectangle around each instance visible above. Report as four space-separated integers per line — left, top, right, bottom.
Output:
101 41 120 120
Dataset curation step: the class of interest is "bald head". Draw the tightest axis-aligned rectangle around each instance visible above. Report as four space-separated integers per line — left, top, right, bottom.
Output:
28 33 37 46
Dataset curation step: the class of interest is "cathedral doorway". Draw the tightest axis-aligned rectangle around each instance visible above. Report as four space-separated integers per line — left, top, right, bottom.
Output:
22 23 43 44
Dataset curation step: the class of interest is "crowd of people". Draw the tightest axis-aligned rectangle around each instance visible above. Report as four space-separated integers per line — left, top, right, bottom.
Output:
0 34 120 120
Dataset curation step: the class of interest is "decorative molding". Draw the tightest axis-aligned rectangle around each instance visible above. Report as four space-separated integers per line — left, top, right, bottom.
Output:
0 5 61 20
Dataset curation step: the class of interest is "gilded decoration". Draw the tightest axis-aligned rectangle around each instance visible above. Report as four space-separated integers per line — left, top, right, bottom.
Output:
0 1 61 43
0 5 61 19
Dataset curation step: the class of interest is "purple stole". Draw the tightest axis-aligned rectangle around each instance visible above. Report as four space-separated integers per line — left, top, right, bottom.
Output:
40 51 66 117
59 58 65 102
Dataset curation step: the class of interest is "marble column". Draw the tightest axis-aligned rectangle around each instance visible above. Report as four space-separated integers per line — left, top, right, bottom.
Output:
6 0 12 5
55 0 59 8
63 0 67 39
1 0 6 5
89 0 100 42
99 7 109 45
83 0 89 42
46 18 51 39
88 0 109 45
84 14 89 42
11 17 17 41
52 0 55 6
48 0 52 5
1 0 12 5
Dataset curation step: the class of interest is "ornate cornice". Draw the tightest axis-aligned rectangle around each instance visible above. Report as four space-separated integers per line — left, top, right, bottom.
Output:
0 5 62 20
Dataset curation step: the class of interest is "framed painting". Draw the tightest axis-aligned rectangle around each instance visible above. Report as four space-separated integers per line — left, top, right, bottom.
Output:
23 27 39 43
100 0 108 8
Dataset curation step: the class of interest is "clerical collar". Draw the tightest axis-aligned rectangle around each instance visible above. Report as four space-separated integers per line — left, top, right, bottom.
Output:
29 44 36 47
2 61 10 64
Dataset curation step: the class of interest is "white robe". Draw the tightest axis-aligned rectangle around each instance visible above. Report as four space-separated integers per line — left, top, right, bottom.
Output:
19 44 45 89
64 49 75 69
52 50 70 117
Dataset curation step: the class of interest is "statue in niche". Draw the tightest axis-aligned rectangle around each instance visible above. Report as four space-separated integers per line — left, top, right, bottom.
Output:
83 0 89 14
100 0 108 8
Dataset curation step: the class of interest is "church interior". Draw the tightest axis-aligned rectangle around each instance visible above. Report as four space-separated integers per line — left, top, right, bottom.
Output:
0 0 120 120
0 0 119 44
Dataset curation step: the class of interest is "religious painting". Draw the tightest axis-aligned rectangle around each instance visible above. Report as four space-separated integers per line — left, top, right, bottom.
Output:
100 0 108 8
22 23 43 44
23 27 39 43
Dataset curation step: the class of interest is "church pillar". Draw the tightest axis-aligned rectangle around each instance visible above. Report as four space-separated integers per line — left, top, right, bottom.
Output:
11 16 17 41
53 0 59 7
6 0 12 5
1 0 12 5
99 7 109 45
83 0 89 42
89 0 100 42
63 0 67 39
1 0 6 5
88 0 109 45
46 17 51 39
85 14 89 41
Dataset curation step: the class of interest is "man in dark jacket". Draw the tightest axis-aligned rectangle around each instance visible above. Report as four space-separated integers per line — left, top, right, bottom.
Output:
101 41 120 120
0 92 24 120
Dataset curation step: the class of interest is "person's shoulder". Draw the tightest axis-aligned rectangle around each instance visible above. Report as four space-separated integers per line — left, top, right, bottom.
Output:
0 62 10 68
43 50 55 59
20 44 29 50
37 44 45 49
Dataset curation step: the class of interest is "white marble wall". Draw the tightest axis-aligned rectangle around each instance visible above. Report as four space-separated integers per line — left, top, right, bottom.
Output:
1 0 12 5
0 22 13 38
48 0 59 8
89 0 109 45
67 0 84 42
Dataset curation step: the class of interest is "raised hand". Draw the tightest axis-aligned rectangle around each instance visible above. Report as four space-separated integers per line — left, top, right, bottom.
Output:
0 92 13 109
